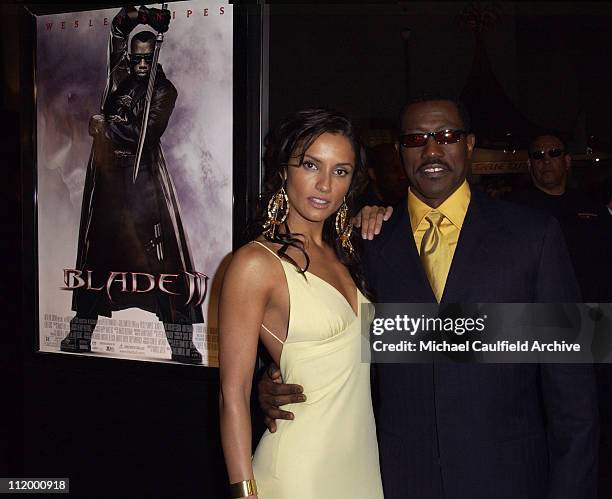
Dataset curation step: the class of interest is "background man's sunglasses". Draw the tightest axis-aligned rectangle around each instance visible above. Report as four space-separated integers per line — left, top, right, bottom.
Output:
399 129 466 148
529 148 565 160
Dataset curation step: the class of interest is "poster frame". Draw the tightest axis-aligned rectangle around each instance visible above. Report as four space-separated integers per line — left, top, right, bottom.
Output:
20 1 266 377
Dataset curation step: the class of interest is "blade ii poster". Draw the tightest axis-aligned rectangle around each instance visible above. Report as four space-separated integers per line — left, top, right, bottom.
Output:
36 1 232 366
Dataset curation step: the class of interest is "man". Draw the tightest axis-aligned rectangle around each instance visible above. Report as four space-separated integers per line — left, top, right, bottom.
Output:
527 134 572 193
259 96 599 498
508 133 598 220
358 143 409 207
507 134 607 302
60 6 204 364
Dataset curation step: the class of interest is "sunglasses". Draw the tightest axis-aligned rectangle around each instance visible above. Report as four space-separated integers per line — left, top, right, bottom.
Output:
529 148 565 160
130 53 154 64
399 129 466 148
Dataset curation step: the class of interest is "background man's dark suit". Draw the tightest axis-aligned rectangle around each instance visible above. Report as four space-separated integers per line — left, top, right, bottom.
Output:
363 188 599 499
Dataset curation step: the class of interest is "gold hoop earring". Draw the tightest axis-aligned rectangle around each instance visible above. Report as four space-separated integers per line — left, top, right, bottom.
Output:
262 174 290 238
335 197 354 255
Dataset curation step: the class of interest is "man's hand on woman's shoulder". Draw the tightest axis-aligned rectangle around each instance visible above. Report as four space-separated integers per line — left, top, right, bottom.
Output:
352 205 393 240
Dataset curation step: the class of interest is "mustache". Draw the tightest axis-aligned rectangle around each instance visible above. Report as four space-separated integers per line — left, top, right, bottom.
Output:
418 158 451 170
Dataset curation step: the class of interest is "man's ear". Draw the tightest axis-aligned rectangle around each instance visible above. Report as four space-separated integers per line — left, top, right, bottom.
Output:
466 133 476 159
395 141 406 169
564 153 572 171
367 167 377 181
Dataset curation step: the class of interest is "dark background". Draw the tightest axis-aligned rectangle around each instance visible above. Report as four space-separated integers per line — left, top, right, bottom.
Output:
1 1 611 498
267 2 612 147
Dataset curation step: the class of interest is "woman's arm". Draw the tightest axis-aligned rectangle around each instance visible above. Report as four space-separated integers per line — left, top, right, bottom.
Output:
219 245 273 497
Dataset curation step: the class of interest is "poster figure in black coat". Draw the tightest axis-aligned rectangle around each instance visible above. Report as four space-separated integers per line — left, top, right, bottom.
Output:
60 6 205 364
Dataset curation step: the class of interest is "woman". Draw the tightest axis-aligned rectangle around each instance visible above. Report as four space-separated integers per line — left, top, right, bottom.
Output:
219 108 383 499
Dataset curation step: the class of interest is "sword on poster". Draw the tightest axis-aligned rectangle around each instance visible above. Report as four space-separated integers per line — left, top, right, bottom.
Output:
133 3 168 184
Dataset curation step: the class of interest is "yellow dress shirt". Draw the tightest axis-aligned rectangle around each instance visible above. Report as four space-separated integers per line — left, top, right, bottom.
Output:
408 180 471 298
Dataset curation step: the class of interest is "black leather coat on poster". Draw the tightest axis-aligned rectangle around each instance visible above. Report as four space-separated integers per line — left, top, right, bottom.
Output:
71 7 203 324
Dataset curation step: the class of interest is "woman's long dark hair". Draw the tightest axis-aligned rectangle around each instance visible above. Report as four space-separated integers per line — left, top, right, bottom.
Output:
249 108 372 299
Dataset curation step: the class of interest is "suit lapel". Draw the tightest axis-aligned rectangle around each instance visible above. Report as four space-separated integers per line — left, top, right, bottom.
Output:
379 202 436 301
441 190 504 303
375 190 505 303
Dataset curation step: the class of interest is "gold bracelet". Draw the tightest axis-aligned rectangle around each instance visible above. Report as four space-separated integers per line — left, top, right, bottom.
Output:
229 479 257 498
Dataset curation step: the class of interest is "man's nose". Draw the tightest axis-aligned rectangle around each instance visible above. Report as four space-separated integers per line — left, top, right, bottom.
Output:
421 135 443 157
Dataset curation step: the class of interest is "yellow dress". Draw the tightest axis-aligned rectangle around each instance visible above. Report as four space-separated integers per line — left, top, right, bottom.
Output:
251 242 384 499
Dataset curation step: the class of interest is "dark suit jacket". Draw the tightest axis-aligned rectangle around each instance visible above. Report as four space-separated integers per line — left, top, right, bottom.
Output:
363 189 599 499
505 186 610 302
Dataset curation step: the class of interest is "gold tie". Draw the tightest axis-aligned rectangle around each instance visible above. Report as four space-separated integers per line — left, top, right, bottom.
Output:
420 211 451 302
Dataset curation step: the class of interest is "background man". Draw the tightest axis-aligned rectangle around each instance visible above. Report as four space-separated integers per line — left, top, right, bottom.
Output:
359 142 409 207
508 133 597 219
259 96 599 498
507 134 607 302
60 6 204 364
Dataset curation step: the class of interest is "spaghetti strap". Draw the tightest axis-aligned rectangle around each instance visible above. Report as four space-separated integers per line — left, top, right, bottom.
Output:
251 241 286 344
251 240 282 260
261 323 285 345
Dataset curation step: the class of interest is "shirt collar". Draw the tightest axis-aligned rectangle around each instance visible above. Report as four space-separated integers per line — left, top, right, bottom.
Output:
407 180 471 233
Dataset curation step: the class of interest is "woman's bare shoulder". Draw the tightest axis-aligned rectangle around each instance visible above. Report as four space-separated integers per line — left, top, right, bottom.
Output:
224 239 283 289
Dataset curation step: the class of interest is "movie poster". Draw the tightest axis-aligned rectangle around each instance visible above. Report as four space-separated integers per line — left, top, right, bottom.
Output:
36 1 232 366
